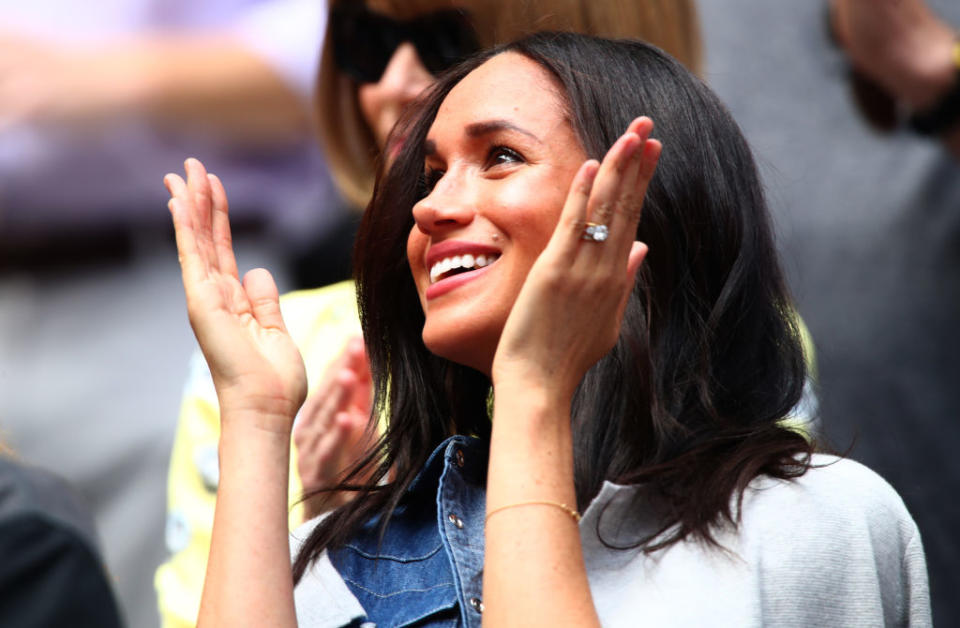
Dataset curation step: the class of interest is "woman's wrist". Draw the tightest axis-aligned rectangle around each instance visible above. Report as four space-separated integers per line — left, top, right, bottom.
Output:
219 404 299 439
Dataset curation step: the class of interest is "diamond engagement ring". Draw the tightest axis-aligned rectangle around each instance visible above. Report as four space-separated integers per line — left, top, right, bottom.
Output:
582 222 609 242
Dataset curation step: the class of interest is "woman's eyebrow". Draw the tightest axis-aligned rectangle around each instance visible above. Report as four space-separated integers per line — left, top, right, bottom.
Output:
422 120 542 157
466 119 542 143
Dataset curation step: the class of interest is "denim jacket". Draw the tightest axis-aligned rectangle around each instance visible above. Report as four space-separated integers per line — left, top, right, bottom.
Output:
293 435 488 627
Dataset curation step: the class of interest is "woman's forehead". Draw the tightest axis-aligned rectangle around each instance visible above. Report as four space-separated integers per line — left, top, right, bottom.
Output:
437 54 564 121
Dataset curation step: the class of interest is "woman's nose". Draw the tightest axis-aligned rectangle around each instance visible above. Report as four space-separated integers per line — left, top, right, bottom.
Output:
412 175 476 235
378 42 434 107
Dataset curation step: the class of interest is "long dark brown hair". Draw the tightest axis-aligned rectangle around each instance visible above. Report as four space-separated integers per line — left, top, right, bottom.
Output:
294 32 813 581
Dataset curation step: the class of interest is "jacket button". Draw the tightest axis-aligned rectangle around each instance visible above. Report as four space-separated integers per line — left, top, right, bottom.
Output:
455 449 465 467
447 513 464 529
469 597 484 613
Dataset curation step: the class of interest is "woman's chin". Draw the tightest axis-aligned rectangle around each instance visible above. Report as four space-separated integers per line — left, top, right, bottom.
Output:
422 325 496 377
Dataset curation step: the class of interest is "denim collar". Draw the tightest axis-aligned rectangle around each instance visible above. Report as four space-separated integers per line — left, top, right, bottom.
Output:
404 435 488 497
327 435 489 627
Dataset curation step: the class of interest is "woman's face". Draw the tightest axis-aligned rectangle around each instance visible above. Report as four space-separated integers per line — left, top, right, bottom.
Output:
406 53 587 374
357 42 434 158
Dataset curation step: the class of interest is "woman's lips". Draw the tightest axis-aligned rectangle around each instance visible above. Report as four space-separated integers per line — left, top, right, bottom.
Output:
423 240 502 301
425 261 496 300
429 252 500 283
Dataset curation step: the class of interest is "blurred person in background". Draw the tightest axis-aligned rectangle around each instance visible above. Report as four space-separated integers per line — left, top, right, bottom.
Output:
699 0 958 623
0 440 123 627
0 1 336 626
156 1 703 626
830 0 960 157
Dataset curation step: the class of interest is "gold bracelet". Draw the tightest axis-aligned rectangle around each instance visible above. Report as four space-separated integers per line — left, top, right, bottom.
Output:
485 500 582 524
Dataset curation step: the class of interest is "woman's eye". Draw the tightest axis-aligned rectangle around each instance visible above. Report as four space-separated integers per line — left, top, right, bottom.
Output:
420 168 444 196
487 146 523 167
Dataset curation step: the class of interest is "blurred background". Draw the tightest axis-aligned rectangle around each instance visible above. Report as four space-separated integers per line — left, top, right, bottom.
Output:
1 1 957 626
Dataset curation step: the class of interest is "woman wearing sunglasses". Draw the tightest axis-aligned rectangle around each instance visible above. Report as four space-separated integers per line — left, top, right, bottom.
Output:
167 31 928 627
156 3 702 626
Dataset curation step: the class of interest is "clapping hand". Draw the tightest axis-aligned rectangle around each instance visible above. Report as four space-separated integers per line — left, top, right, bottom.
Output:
166 158 307 434
492 117 661 401
294 337 376 519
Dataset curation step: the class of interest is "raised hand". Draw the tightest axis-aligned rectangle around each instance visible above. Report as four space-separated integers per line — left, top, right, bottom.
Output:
294 336 376 519
830 0 956 111
491 117 661 400
166 158 307 434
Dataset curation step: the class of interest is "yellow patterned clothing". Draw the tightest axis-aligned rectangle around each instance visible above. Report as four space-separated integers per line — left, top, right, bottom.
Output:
155 281 360 628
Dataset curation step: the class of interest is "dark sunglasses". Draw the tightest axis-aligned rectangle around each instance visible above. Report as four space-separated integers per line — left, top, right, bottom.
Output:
330 1 480 84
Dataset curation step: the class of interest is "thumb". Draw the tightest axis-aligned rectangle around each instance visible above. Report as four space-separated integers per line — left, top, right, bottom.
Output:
617 241 648 315
242 268 287 332
626 241 648 285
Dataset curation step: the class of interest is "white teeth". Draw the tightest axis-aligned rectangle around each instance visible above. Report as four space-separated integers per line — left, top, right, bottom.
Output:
429 252 500 283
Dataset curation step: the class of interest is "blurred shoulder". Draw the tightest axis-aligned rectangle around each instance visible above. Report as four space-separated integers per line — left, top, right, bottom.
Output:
0 457 97 542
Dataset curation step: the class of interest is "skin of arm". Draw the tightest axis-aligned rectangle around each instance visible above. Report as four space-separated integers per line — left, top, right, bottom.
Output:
483 118 661 626
166 158 304 627
0 33 310 144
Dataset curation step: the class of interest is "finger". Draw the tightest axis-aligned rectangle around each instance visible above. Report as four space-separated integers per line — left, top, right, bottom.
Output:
296 369 354 457
164 171 188 200
343 338 374 411
586 129 642 228
341 409 374 459
242 268 287 333
625 241 648 289
343 337 367 373
304 341 358 419
637 138 662 187
166 175 208 292
206 173 239 280
604 119 654 257
184 158 218 271
326 370 357 430
615 241 649 328
614 138 661 262
549 159 600 259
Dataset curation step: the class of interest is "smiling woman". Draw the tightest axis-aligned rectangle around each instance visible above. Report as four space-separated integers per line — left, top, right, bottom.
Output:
406 54 589 371
166 32 929 628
